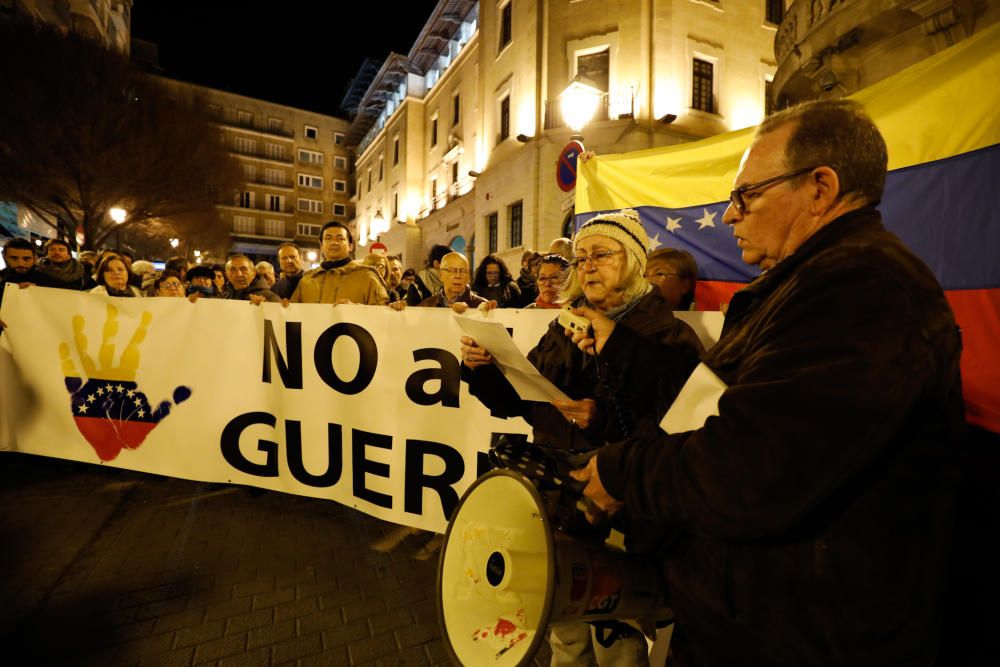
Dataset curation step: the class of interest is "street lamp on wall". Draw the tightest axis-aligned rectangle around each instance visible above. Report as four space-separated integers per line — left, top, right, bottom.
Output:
560 74 603 140
369 209 387 241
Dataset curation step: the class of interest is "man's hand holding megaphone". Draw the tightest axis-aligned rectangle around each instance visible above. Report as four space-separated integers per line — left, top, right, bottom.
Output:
571 454 624 523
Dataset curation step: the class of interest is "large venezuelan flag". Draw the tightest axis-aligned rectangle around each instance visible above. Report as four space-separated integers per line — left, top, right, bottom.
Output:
576 24 1000 433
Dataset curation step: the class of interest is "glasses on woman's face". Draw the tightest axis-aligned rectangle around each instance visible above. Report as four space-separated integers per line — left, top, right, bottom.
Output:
536 274 562 284
160 281 184 291
570 250 622 270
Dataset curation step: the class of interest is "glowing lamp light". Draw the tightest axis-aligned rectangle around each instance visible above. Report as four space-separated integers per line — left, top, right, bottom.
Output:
369 209 388 241
109 207 127 224
169 238 179 248
306 250 317 262
560 75 603 134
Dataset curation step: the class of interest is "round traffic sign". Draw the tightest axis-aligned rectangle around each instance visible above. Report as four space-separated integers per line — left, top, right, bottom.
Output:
556 140 586 192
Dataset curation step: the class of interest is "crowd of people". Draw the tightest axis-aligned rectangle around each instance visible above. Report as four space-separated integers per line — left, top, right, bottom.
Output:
0 99 973 667
1 217 702 319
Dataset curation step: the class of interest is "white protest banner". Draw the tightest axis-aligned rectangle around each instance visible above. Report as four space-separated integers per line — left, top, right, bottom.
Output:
0 286 720 533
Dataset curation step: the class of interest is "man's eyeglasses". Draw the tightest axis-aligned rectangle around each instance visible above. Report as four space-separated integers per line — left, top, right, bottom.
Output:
645 271 680 282
571 250 622 270
440 267 469 275
729 166 817 214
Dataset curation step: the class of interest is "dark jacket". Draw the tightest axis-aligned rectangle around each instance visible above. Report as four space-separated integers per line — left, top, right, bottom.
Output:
272 272 304 300
463 288 702 452
417 286 489 309
35 258 95 291
597 207 963 667
222 276 281 302
475 280 522 308
515 270 538 307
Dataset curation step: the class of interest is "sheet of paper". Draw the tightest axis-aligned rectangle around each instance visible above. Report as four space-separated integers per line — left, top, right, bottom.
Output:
454 314 570 402
660 362 728 434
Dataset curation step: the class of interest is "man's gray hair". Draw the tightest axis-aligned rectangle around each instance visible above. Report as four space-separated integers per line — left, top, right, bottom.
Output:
757 99 888 206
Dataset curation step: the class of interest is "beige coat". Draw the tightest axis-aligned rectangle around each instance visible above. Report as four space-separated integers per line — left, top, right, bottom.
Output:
289 261 389 305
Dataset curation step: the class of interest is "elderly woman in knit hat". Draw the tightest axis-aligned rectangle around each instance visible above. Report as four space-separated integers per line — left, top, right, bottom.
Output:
459 208 703 666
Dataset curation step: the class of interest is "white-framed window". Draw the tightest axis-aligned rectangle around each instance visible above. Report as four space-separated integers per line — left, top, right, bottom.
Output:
297 222 322 237
333 203 346 217
234 136 256 153
263 218 284 236
267 116 283 132
392 189 399 220
453 93 461 126
367 168 372 192
233 215 255 234
264 168 286 186
297 198 323 214
236 191 255 208
206 103 222 119
298 148 324 165
334 179 346 193
378 156 384 181
392 136 400 165
430 112 439 147
297 173 323 189
237 110 253 126
266 194 285 212
242 164 257 180
334 132 344 145
304 125 318 140
265 143 286 161
334 155 347 170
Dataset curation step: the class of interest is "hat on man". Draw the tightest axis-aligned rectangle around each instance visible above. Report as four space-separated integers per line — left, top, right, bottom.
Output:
369 242 388 255
185 265 215 282
575 209 649 273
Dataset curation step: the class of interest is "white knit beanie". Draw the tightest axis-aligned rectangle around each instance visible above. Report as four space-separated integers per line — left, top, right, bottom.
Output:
575 209 649 274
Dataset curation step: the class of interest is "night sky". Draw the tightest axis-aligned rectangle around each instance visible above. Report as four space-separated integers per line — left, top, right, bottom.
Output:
131 0 442 118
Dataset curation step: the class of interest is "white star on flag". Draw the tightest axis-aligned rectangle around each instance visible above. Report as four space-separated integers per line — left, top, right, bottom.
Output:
696 209 717 229
666 216 683 233
648 233 663 251
77 404 88 414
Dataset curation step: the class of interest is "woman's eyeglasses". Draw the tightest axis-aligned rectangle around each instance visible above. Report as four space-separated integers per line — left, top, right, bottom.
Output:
571 250 622 270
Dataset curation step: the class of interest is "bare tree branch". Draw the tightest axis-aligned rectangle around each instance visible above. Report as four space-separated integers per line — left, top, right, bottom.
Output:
0 19 240 251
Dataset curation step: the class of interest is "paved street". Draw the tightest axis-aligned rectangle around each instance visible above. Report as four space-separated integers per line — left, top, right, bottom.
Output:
0 453 552 666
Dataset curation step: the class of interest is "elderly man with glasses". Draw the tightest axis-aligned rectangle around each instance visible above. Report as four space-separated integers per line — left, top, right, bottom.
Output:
571 100 963 667
390 252 495 313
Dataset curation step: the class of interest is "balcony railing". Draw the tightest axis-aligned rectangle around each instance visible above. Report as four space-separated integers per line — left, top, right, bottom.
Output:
245 177 294 189
228 146 294 164
208 109 295 138
221 202 294 215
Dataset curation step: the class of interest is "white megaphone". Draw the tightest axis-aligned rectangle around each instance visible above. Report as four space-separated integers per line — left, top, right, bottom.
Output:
436 470 672 666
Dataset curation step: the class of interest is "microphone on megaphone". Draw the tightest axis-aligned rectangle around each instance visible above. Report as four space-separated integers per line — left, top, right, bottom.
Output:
436 468 673 666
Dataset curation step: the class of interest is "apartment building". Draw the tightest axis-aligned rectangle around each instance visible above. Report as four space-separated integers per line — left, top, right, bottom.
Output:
772 0 999 105
349 0 778 271
158 79 354 263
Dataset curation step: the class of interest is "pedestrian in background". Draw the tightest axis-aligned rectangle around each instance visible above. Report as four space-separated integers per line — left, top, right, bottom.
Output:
472 254 521 307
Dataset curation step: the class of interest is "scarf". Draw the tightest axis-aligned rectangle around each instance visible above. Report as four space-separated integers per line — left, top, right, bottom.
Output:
320 256 352 271
39 258 85 285
419 267 443 295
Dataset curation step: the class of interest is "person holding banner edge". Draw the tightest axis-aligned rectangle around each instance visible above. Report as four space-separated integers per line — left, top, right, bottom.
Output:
570 100 963 667
460 209 703 666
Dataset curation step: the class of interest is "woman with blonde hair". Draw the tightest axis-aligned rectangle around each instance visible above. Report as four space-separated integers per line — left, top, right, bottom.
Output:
362 252 398 302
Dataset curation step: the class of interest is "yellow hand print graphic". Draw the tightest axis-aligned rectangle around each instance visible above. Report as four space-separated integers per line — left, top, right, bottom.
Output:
60 304 191 461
